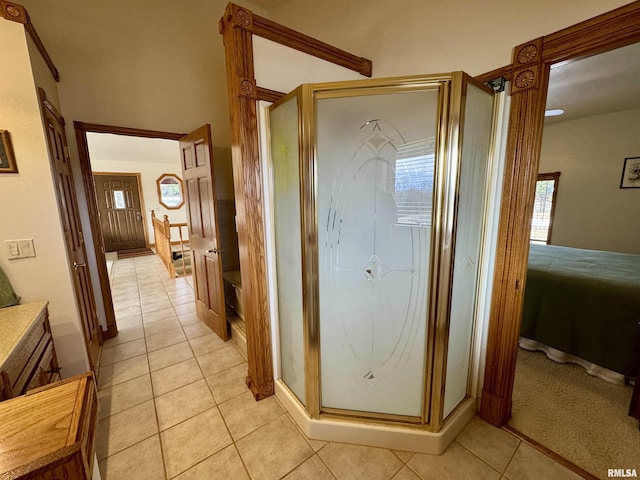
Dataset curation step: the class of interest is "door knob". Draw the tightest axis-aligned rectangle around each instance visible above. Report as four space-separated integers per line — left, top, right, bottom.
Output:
73 262 86 269
206 249 223 254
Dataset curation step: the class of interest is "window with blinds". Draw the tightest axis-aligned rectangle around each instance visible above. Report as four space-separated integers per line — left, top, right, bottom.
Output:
531 172 561 244
394 138 435 227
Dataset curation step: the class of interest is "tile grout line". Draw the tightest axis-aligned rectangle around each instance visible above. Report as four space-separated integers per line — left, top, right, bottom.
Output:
138 257 170 480
104 255 324 479
454 437 515 476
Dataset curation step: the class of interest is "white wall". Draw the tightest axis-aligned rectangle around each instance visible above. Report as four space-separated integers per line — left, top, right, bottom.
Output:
266 0 630 78
18 0 270 148
18 0 630 147
0 19 89 377
539 108 640 254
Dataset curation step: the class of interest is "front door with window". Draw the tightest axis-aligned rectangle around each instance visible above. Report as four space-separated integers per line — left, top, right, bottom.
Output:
94 173 147 252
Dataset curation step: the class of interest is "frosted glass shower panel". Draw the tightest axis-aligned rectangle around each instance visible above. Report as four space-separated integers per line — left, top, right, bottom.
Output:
270 96 306 405
317 89 440 417
442 82 494 417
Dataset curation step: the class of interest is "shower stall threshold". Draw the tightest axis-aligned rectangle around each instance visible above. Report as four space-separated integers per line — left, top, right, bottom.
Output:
275 380 475 455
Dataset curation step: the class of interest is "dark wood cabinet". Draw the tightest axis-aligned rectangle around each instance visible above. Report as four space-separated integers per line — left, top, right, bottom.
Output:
0 302 61 401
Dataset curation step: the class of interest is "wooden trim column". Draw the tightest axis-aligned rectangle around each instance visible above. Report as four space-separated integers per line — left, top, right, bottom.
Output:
480 38 548 426
220 3 274 400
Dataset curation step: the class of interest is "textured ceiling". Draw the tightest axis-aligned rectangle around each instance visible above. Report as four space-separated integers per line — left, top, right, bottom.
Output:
545 41 640 123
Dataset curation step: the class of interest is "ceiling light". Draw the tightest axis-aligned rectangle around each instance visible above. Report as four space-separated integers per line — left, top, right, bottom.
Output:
545 109 565 117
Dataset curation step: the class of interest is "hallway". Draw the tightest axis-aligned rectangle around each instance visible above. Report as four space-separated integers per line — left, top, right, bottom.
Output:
96 255 583 479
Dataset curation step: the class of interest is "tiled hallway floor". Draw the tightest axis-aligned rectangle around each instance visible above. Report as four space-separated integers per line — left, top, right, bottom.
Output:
97 255 584 480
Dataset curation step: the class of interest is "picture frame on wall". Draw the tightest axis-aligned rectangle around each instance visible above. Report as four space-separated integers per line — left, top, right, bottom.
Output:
620 157 640 188
0 130 18 174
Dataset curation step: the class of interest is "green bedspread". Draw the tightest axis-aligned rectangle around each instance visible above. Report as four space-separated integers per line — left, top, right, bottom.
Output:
521 243 640 377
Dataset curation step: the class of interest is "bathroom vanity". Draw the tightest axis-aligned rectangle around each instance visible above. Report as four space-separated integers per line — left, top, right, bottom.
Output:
0 301 61 400
0 372 98 479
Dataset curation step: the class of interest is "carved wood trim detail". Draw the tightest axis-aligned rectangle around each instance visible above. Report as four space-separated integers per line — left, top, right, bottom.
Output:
510 38 542 94
239 78 256 98
235 7 252 29
0 0 26 23
513 67 538 90
1 1 60 82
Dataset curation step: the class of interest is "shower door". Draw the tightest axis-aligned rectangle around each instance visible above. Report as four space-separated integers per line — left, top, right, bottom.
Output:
269 73 495 427
316 87 439 420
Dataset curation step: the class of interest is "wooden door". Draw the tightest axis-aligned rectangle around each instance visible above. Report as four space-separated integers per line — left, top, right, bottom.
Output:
39 89 102 369
93 173 147 252
180 125 228 340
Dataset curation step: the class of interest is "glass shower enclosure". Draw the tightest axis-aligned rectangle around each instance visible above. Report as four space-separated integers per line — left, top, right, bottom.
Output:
267 72 495 436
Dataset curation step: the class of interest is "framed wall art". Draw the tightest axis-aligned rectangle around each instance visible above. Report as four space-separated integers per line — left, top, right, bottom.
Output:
0 130 18 174
620 156 640 188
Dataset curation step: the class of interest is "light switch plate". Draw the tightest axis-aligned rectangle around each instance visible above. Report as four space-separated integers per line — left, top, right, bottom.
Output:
4 239 36 260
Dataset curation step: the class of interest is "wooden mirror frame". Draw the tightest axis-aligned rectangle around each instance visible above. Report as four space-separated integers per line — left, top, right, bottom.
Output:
156 173 185 210
479 1 640 427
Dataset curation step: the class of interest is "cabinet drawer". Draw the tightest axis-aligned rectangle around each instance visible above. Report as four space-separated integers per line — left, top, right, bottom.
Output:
25 339 58 393
2 318 47 396
14 332 52 397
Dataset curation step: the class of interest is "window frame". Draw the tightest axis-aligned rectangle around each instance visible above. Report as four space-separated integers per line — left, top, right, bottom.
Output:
156 173 185 210
531 171 560 244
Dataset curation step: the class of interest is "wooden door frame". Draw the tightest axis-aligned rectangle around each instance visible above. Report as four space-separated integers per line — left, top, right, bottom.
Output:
219 2 373 400
74 122 184 338
478 1 640 427
93 171 150 250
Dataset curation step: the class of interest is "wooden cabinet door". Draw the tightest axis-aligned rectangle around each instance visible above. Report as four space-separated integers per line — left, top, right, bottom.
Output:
39 89 102 369
180 125 228 341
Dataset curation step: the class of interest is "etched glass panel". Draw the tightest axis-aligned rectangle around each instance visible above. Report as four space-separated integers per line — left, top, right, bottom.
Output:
443 83 494 417
317 89 439 416
113 190 125 209
269 96 306 405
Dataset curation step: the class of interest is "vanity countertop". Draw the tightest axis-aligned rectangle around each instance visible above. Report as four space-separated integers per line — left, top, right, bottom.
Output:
0 301 49 369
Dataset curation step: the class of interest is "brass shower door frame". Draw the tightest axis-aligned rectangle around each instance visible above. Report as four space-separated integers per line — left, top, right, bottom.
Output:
269 72 495 430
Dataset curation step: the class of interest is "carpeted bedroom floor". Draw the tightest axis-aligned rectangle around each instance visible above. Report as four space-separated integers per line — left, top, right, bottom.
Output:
510 348 639 479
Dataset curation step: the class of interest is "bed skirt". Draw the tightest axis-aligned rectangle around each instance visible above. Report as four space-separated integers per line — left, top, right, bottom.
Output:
519 337 626 386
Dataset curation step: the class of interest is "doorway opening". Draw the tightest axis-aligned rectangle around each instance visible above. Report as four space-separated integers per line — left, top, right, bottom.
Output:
74 123 243 350
508 41 640 477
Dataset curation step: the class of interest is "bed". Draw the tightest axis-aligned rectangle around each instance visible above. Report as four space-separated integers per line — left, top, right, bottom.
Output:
520 243 640 380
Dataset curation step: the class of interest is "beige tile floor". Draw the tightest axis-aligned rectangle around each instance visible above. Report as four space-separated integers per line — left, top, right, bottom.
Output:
97 255 584 480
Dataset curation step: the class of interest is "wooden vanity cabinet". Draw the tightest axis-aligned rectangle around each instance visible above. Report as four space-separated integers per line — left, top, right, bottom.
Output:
0 372 98 479
0 302 61 400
